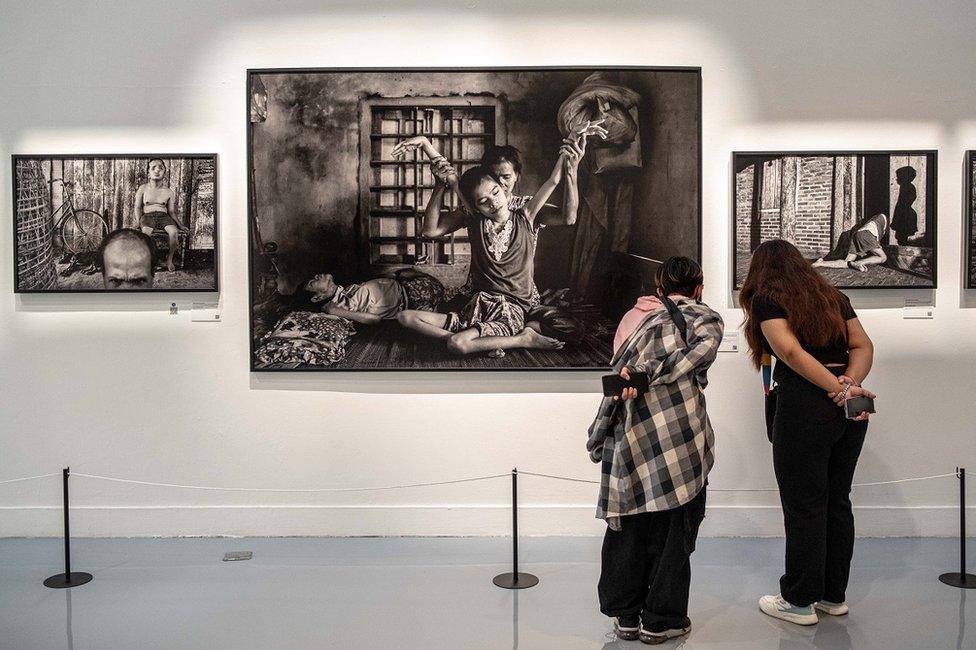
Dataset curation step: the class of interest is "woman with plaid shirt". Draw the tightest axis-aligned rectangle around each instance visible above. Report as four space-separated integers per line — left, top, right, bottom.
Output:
587 257 724 645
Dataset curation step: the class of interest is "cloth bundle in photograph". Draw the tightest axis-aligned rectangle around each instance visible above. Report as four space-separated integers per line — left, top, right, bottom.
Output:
255 311 355 368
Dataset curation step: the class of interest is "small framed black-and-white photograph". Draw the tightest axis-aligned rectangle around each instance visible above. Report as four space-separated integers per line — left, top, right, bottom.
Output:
733 150 937 289
967 150 976 288
13 154 218 292
247 67 702 371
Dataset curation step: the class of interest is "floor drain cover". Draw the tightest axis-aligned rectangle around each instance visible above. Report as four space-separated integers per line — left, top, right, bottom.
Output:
222 551 253 562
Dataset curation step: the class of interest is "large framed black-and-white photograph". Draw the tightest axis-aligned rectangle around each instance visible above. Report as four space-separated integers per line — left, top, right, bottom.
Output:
247 67 701 371
967 150 976 288
13 154 218 292
733 150 937 289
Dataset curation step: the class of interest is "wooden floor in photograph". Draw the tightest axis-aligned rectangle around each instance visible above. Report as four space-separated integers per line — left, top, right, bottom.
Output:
735 254 933 288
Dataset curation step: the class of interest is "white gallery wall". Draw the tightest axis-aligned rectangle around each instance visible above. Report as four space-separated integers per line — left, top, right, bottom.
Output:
1 0 974 537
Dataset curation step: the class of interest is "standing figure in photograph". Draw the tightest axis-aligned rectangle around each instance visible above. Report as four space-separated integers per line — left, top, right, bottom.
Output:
397 139 584 356
586 257 723 645
813 213 889 272
135 158 187 272
740 239 876 626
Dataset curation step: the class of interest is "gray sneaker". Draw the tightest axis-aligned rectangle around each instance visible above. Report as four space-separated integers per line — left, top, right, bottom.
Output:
638 623 691 645
613 615 639 640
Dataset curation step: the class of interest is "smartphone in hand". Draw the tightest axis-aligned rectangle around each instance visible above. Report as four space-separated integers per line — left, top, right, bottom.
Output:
602 372 650 397
844 395 876 419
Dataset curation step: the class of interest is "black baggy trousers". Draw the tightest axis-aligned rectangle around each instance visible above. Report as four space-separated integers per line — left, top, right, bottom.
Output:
771 365 868 607
598 486 707 632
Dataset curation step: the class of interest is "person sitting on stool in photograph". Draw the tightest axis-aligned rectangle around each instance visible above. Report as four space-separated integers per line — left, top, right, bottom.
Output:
99 228 157 290
135 158 188 272
586 257 723 645
813 213 889 272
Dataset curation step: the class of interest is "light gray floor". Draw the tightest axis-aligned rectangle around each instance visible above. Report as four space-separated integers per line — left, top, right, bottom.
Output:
0 537 970 649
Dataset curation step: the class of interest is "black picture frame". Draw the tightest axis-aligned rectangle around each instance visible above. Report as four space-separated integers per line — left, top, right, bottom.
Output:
12 153 220 294
246 66 703 372
731 150 938 291
966 150 976 289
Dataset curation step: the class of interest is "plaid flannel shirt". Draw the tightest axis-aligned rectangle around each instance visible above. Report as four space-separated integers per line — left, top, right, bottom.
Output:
586 298 724 530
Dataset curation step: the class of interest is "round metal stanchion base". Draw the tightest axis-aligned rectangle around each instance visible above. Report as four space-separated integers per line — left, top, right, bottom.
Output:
493 572 539 589
43 572 93 589
939 572 976 589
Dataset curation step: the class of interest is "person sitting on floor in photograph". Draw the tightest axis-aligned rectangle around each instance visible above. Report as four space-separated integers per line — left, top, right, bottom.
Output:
98 228 157 290
397 144 582 356
587 257 723 645
304 268 444 326
391 123 606 353
135 158 188 272
812 213 889 272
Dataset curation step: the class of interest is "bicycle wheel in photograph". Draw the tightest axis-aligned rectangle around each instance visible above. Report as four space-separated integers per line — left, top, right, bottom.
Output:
60 210 108 255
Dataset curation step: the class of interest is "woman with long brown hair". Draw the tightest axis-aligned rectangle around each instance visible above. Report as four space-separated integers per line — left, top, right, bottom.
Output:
740 239 876 626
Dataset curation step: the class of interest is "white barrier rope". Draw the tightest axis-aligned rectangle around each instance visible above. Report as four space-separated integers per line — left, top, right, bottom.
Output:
71 472 510 493
0 470 963 493
519 470 963 492
0 472 61 485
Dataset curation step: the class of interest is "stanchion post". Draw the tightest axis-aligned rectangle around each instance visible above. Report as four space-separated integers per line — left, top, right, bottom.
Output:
43 467 93 589
939 467 975 589
493 468 538 589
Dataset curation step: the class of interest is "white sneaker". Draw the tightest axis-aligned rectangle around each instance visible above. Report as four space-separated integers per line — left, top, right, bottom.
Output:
814 600 849 616
759 594 818 626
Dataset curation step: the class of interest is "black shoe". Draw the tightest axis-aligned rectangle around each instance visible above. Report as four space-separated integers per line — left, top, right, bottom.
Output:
638 622 691 645
613 615 640 641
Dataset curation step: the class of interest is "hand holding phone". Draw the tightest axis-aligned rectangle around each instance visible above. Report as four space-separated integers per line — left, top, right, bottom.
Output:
602 368 650 398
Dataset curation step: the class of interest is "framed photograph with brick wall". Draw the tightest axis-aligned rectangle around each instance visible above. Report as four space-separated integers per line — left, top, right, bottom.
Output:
967 150 976 288
733 150 937 289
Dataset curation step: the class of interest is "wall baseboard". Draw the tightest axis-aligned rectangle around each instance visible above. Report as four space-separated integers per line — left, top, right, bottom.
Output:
1 504 971 538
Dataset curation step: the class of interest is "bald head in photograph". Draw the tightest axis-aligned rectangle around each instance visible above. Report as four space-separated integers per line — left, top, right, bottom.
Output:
99 229 157 289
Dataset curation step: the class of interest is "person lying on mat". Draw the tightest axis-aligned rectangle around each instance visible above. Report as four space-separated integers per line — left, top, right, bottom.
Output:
813 213 889 272
305 268 444 326
135 158 188 272
397 148 580 356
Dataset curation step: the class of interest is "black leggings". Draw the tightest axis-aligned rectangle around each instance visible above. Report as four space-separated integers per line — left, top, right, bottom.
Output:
771 365 868 606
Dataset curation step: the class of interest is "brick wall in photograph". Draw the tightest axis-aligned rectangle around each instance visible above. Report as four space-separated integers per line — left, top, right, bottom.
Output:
735 166 754 252
792 156 834 255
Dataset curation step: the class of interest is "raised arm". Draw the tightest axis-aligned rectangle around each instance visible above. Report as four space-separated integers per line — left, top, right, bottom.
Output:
522 153 567 223
391 135 442 162
538 136 584 226
421 159 465 238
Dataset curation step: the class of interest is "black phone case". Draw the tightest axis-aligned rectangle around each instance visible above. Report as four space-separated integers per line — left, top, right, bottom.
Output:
602 372 650 396
844 395 876 418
